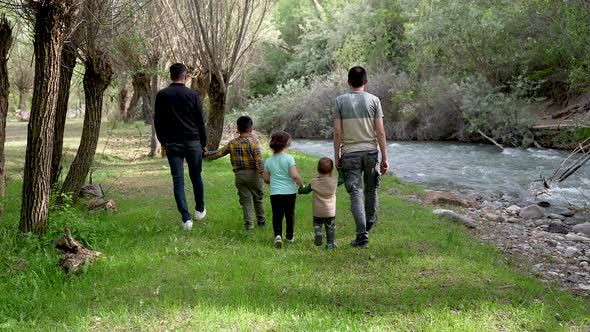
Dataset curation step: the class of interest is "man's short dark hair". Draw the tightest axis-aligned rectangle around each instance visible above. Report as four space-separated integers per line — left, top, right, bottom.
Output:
348 66 367 88
317 157 334 175
237 116 253 133
269 130 291 153
170 63 188 81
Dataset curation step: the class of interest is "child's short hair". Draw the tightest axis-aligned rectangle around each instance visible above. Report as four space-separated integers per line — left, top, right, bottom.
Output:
269 131 291 153
348 66 367 88
317 157 334 175
236 116 253 133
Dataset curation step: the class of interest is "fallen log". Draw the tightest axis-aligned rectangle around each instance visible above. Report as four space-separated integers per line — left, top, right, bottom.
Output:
551 98 590 119
83 198 117 213
477 129 504 150
56 227 102 274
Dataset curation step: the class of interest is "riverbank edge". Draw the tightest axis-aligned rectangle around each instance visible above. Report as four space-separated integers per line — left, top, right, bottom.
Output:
396 185 590 298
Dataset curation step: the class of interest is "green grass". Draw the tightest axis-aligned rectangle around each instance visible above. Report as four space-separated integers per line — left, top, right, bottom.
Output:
1 121 590 331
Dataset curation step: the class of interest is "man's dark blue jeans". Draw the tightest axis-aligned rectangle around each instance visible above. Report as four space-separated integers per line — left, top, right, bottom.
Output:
165 140 205 222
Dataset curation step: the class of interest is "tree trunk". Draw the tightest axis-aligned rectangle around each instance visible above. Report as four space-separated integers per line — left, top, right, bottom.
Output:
147 74 160 157
206 73 227 150
50 42 78 187
190 73 208 101
126 75 143 122
18 90 27 111
117 79 131 121
0 16 13 217
60 54 113 196
20 0 78 234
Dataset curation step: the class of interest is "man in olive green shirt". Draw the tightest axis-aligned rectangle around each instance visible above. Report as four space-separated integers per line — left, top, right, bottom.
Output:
333 66 389 248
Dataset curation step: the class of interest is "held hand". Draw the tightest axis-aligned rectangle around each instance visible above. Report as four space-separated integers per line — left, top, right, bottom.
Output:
380 159 389 175
202 147 209 157
161 145 167 158
335 157 342 169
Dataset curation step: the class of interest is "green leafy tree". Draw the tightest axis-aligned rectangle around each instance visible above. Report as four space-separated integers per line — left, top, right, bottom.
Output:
462 76 539 147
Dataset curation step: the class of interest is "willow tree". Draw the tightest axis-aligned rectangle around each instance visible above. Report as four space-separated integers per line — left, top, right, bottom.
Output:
50 41 78 187
163 0 271 150
113 1 168 157
60 0 116 196
9 36 33 112
19 0 80 234
0 15 13 217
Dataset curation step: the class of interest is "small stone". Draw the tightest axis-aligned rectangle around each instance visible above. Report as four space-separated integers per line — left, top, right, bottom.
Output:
572 223 590 237
424 191 479 208
496 215 506 223
507 217 519 223
580 261 589 268
483 212 498 220
554 207 575 217
576 284 590 291
548 213 565 221
577 256 590 263
567 275 582 283
564 247 579 258
506 205 521 214
546 224 570 234
81 184 104 198
534 219 550 227
433 209 478 228
520 205 545 220
532 263 543 273
545 239 558 247
566 233 590 242
564 218 586 226
404 195 423 205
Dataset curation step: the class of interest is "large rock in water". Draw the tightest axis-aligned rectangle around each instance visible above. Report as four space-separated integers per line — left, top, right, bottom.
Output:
424 191 480 208
573 223 590 237
519 204 545 219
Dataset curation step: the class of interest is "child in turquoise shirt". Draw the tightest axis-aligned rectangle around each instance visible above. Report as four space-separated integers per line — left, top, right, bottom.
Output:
262 131 304 248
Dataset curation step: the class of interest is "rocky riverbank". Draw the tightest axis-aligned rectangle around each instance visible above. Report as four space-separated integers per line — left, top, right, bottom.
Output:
396 189 590 297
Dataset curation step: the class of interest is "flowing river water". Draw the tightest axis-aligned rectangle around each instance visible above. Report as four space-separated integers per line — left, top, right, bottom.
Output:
291 140 590 207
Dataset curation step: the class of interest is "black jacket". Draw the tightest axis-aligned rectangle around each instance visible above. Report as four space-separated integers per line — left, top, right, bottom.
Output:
154 83 207 146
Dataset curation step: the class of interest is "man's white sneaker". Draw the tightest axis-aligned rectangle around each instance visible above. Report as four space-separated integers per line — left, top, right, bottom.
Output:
182 220 193 231
194 208 206 221
273 235 283 248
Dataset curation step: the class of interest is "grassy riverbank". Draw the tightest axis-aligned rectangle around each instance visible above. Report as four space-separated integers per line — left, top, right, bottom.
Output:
1 121 589 331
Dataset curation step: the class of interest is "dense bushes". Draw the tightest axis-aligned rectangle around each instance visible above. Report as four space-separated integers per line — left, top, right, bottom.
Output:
245 69 543 146
393 77 466 141
246 74 343 138
462 76 538 147
246 69 413 139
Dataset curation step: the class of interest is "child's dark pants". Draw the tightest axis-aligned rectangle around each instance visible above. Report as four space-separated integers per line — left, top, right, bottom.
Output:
270 194 296 240
313 216 335 244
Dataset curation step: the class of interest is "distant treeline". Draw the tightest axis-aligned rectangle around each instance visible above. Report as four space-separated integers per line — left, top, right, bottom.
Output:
230 0 590 147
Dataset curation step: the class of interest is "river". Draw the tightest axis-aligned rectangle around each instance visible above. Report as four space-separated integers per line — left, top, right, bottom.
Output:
290 140 590 207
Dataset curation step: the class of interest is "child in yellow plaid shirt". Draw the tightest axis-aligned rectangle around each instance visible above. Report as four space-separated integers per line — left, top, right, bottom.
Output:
206 116 266 230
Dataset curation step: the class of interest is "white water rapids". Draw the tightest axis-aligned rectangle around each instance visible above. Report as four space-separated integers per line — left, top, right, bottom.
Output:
290 140 590 207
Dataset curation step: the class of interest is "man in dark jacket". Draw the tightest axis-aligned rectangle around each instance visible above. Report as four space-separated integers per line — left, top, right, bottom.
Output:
155 63 207 230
